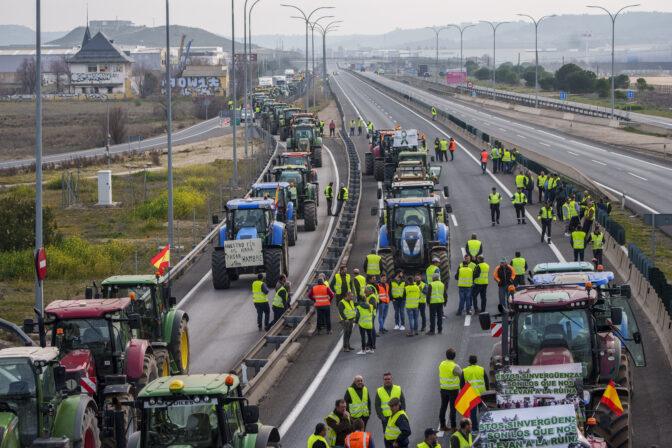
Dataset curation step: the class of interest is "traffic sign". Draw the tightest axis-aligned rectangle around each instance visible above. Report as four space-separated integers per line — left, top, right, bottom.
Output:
34 247 46 280
204 99 211 107
643 214 672 226
490 323 502 337
627 90 635 99
472 91 476 97
559 92 567 100
467 82 473 88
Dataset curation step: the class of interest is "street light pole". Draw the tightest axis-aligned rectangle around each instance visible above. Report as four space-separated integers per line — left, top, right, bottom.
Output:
518 14 555 108
165 0 175 254
446 24 475 94
243 0 249 158
35 0 44 323
587 4 639 119
231 0 237 187
481 21 510 100
316 20 342 103
248 0 262 97
425 26 447 83
306 16 334 112
105 96 110 168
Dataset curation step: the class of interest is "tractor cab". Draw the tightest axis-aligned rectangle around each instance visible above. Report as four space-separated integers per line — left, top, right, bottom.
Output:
224 199 276 241
292 125 316 150
278 152 318 182
272 165 311 201
393 160 436 183
532 261 595 275
387 181 435 199
251 182 293 221
397 151 441 180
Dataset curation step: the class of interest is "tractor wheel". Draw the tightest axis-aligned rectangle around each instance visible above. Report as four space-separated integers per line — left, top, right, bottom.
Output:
153 347 170 377
384 162 396 182
431 248 451 284
137 354 159 392
287 220 297 246
614 353 631 392
211 249 230 290
78 404 101 448
312 147 323 167
592 395 631 448
283 232 290 276
364 153 374 175
379 251 395 281
264 247 283 288
304 201 317 231
101 393 134 448
374 159 385 181
173 319 190 374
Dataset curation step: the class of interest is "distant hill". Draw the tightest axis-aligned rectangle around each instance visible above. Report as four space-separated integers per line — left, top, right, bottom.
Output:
0 25 67 46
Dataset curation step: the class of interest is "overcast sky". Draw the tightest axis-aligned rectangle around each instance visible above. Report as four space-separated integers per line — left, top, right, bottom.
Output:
5 0 671 36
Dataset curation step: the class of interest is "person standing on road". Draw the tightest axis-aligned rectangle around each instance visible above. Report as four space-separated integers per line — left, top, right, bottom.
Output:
511 252 527 287
465 234 483 263
325 182 334 216
480 149 488 174
344 418 374 448
271 276 290 326
448 138 456 161
365 250 382 283
512 187 528 225
568 195 581 234
493 258 515 309
463 356 489 433
546 174 559 203
377 274 391 334
572 228 587 262
582 198 596 234
339 292 356 352
449 419 473 448
345 376 372 429
350 120 356 136
365 285 379 350
355 293 375 354
439 138 448 162
425 258 441 283
500 147 512 173
555 182 567 218
538 201 556 244
329 120 336 137
307 423 330 448
390 271 406 331
403 277 420 336
252 274 270 331
471 256 489 313
367 121 374 139
427 273 447 335
358 118 363 136
491 145 501 173
335 183 348 215
415 274 427 332
334 265 352 301
524 170 534 206
431 106 437 121
589 225 605 266
434 138 441 161
309 277 335 334
562 197 573 236
384 398 411 448
418 428 440 448
454 256 474 316
439 348 463 433
488 187 502 226
375 373 405 432
537 171 547 204
353 269 367 302
326 399 353 448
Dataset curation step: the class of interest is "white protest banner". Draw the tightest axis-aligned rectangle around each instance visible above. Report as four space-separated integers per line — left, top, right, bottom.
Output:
495 363 584 407
393 129 418 148
480 404 582 448
224 238 263 267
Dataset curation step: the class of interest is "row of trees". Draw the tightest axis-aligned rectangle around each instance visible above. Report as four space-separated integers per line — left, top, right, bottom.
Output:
16 57 71 94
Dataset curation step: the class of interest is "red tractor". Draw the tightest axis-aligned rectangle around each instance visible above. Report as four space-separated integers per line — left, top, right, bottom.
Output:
365 129 396 181
479 280 644 448
41 298 161 447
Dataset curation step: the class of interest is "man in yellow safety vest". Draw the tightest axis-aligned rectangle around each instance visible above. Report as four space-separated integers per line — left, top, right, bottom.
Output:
572 228 587 262
491 146 501 173
488 187 502 226
338 292 356 352
325 399 352 447
414 274 427 333
465 234 482 263
439 348 463 432
462 355 489 432
426 273 446 335
353 269 367 301
589 224 605 266
511 187 528 225
471 255 489 313
538 200 556 244
454 256 473 316
390 271 406 331
403 276 420 337
384 398 411 448
439 138 448 162
334 265 352 301
252 273 270 331
344 375 372 428
307 423 329 448
375 372 406 432
431 106 437 120
450 418 473 447
511 252 527 287
364 250 382 282
325 182 334 216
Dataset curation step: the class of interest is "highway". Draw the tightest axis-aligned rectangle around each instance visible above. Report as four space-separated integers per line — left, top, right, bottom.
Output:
355 71 672 215
257 70 672 447
0 116 231 169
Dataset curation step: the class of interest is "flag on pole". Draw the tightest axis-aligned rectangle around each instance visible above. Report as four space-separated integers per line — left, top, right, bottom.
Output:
455 382 482 416
600 380 623 416
150 246 170 275
274 183 280 206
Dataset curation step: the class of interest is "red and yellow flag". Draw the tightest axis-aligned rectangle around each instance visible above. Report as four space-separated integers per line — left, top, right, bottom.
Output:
150 245 170 275
455 382 482 416
600 380 623 416
274 183 280 206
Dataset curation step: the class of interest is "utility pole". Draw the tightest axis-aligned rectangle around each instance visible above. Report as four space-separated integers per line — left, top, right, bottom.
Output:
165 0 174 254
231 0 238 186
481 21 510 100
518 13 556 108
425 26 447 83
35 0 44 323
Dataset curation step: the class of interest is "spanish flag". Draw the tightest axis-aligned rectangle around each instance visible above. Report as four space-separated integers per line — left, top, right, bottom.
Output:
150 245 170 275
600 380 624 416
455 382 482 416
274 183 280 206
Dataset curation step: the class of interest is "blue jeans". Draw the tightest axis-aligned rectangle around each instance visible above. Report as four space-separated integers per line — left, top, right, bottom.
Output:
458 287 472 313
418 302 427 330
492 158 499 173
392 300 406 326
378 302 390 330
406 308 419 332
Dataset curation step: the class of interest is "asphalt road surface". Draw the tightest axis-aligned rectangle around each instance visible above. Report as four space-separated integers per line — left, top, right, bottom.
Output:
0 116 232 169
260 71 672 447
356 71 672 216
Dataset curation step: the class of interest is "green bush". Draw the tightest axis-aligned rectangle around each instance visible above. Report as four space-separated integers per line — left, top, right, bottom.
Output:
0 193 59 252
134 186 205 220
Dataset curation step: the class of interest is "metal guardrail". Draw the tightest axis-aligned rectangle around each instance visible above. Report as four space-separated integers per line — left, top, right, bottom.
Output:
235 80 363 397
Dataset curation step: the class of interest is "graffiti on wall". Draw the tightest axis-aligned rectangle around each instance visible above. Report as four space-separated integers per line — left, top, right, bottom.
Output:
162 76 226 96
71 72 115 82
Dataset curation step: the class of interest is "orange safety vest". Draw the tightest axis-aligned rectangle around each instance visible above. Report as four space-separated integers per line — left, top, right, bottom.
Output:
312 284 330 307
345 431 372 448
480 151 488 163
449 140 456 151
377 283 390 303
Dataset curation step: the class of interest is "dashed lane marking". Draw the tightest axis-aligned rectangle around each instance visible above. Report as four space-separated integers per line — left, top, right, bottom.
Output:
591 159 607 166
464 315 472 327
628 172 648 181
451 214 459 227
539 142 551 147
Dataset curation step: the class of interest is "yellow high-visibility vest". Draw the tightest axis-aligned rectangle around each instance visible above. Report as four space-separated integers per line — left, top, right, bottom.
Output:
417 282 427 304
252 280 267 303
366 254 382 275
429 281 445 304
511 257 526 275
474 262 489 285
488 193 502 204
572 231 586 249
463 365 486 395
357 304 373 329
439 360 460 390
457 266 473 288
307 434 330 448
590 233 604 250
341 300 356 320
334 274 351 296
466 239 482 257
391 281 405 299
404 284 420 309
347 386 370 418
384 410 409 441
354 275 366 296
377 385 401 417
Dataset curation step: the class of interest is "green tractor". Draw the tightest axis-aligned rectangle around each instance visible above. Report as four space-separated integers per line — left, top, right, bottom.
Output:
286 123 323 167
271 165 319 232
126 374 280 448
260 101 279 131
98 274 190 376
278 107 302 141
268 103 288 135
0 319 100 448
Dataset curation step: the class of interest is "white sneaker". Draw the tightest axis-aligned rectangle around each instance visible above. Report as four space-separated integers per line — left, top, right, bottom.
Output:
400 325 405 330
564 233 570 237
366 349 372 353
394 325 400 330
368 349 375 354
357 350 366 355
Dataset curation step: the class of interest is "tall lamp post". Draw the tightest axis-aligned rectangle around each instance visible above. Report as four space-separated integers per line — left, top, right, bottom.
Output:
587 4 639 119
425 26 447 83
248 0 262 103
518 13 555 108
35 0 44 327
481 21 510 99
165 0 175 251
316 20 342 102
446 24 475 93
309 15 334 112
230 0 238 187
281 4 334 112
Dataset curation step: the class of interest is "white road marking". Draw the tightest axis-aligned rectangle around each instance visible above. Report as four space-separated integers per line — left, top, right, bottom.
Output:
570 140 608 152
460 247 467 257
514 123 535 130
615 152 672 172
451 214 459 227
591 159 607 166
568 151 579 156
539 142 551 147
538 129 563 139
628 172 648 181
517 134 527 139
593 181 659 214
464 315 472 327
498 127 506 132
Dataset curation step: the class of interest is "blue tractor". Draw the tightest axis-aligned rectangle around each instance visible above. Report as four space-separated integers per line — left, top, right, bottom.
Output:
250 182 298 246
211 198 289 290
372 197 451 280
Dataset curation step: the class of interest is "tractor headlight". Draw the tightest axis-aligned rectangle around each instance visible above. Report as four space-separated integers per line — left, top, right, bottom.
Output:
401 239 410 255
411 240 421 255
583 390 591 406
